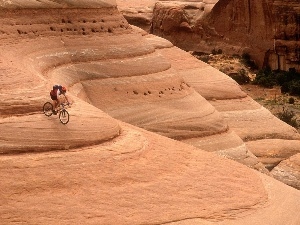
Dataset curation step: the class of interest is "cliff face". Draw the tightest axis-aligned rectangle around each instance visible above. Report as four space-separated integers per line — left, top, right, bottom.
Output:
149 0 299 71
207 0 273 66
209 0 300 71
270 0 300 71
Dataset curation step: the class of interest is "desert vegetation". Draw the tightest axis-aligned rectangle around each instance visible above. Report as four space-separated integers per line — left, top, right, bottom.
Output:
191 51 254 85
191 51 300 129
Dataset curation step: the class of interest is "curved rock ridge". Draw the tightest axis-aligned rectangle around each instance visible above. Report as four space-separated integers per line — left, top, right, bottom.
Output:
0 0 250 167
157 46 247 100
26 34 156 79
271 153 300 190
182 131 267 172
50 32 264 172
217 103 300 141
0 124 270 224
0 5 272 172
0 0 116 8
6 15 244 165
96 88 228 140
0 7 130 37
210 96 300 177
150 34 300 181
0 99 121 154
246 139 300 170
0 6 132 116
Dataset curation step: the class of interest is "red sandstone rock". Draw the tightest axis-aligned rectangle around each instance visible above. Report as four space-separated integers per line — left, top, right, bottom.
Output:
133 0 300 71
0 1 300 224
246 139 300 170
271 153 300 190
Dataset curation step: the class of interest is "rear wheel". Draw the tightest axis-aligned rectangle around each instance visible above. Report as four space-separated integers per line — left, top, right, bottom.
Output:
59 109 69 124
43 102 53 117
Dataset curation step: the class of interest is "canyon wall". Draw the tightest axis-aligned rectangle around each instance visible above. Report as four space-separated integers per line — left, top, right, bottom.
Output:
207 0 300 70
125 0 300 71
270 0 300 71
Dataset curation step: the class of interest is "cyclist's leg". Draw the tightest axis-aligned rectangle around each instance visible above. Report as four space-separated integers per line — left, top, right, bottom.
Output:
51 100 57 114
50 91 58 110
53 100 57 108
57 96 62 109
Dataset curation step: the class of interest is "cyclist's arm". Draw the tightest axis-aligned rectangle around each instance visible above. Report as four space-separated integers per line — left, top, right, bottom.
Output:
63 93 70 104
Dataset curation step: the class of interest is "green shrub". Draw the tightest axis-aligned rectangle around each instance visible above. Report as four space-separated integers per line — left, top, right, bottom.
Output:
252 69 276 88
199 55 210 63
252 67 300 91
191 52 210 63
289 80 300 95
237 69 250 84
281 82 290 93
288 97 295 104
211 48 222 55
277 108 298 128
211 48 217 55
232 54 240 59
242 53 251 62
228 69 250 84
241 53 258 70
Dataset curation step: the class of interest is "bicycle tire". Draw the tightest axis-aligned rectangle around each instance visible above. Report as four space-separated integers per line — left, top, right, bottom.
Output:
59 109 69 124
43 102 53 117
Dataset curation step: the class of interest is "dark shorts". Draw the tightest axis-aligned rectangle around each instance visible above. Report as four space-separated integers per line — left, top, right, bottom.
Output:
50 90 58 101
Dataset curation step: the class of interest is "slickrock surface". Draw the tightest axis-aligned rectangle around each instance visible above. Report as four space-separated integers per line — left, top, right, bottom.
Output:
2 124 299 225
116 0 300 189
246 139 300 170
0 0 115 8
62 29 267 173
1 1 300 224
271 153 300 190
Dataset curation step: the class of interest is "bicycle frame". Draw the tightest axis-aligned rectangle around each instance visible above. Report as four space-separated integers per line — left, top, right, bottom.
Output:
43 101 70 124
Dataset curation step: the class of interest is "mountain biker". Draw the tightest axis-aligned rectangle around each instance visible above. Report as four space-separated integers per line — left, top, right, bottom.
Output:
50 85 69 114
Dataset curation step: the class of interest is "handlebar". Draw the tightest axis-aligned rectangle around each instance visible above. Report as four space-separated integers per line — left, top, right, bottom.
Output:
60 102 70 108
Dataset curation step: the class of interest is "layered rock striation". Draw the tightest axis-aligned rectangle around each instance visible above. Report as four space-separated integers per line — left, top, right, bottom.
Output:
116 0 300 188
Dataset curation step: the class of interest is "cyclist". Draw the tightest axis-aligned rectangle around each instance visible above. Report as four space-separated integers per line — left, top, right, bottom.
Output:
50 85 69 114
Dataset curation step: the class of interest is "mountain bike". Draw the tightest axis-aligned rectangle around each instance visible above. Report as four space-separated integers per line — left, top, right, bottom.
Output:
43 102 70 124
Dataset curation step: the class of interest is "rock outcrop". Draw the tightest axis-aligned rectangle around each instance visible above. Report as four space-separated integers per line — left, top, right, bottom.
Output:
116 0 300 189
207 0 300 71
271 153 300 190
1 1 300 224
122 0 299 72
116 0 155 32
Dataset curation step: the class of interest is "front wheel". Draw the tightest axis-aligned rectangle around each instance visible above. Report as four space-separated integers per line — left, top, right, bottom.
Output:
43 102 53 117
59 109 69 124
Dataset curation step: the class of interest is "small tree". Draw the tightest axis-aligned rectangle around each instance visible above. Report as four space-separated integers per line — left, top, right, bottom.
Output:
211 48 217 55
277 107 298 128
288 97 295 104
241 53 258 70
252 69 277 88
230 69 250 84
